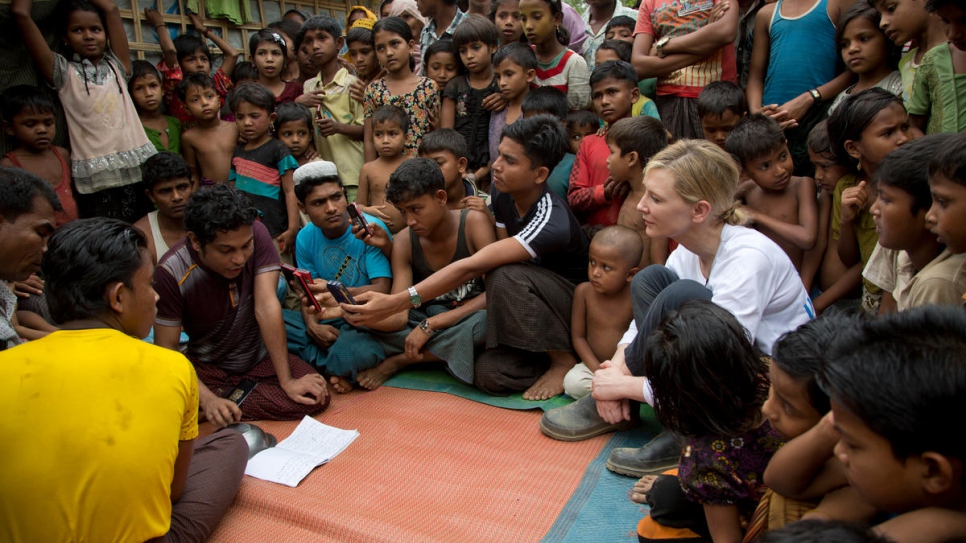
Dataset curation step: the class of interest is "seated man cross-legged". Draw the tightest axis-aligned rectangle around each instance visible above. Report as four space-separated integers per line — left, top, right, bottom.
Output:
153 184 329 428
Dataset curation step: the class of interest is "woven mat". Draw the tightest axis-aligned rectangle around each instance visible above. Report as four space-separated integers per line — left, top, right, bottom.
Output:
382 369 574 411
207 386 611 543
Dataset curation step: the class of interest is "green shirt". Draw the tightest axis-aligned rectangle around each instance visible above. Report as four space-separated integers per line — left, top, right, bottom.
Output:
907 43 966 134
144 116 182 155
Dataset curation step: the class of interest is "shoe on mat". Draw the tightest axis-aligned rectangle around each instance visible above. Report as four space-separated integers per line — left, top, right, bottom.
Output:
606 431 681 477
540 395 639 442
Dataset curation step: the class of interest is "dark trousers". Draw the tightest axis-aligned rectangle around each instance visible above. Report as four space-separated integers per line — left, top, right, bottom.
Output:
625 265 712 377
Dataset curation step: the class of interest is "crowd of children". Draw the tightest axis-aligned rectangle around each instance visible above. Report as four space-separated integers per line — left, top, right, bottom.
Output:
2 0 966 539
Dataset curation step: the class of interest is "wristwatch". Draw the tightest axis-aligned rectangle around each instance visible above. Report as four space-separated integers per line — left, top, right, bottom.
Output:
419 319 436 337
408 286 422 308
808 88 822 103
655 36 671 58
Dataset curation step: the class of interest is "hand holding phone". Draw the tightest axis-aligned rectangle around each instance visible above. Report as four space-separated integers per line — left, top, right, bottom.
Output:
347 202 373 238
326 280 357 305
281 263 323 314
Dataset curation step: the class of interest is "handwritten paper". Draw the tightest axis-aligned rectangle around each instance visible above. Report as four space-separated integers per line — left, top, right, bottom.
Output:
244 416 359 487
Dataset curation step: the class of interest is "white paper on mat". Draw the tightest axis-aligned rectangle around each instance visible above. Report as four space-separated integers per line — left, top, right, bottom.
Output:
244 416 359 487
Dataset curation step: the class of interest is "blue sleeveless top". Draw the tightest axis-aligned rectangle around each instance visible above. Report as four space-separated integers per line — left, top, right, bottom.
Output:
762 0 838 106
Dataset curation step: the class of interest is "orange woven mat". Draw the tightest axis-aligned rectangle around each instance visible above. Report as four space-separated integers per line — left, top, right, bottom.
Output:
206 386 610 543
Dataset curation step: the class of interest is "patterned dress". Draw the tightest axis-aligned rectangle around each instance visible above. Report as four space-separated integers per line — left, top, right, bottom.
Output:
364 77 440 156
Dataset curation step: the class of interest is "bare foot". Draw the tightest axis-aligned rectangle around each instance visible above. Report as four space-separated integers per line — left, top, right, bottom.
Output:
629 475 658 504
330 375 354 393
357 354 406 390
523 351 575 401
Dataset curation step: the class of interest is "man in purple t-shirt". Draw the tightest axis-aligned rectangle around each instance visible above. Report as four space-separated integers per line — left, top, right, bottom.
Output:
153 185 329 428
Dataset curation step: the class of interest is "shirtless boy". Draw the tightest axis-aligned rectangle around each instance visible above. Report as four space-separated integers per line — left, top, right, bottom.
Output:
180 73 239 185
418 129 492 221
727 113 818 270
564 226 641 399
133 152 195 263
357 105 408 233
609 116 668 268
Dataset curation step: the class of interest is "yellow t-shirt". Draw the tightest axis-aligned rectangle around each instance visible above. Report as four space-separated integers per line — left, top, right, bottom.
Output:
0 329 199 542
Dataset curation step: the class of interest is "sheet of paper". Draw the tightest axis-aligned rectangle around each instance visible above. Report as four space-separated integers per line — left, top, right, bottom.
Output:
243 416 359 487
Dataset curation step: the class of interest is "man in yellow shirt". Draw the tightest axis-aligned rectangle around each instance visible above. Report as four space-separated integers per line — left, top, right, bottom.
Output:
0 217 248 542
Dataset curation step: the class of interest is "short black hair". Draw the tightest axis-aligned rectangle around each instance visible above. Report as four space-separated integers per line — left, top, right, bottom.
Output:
453 14 500 48
228 82 276 115
606 116 668 162
422 38 459 67
928 132 966 187
419 128 468 160
173 33 211 64
274 102 314 133
231 61 258 84
806 119 835 157
373 16 414 43
925 0 956 11
493 42 538 71
1 85 56 123
141 152 191 191
371 104 411 132
876 133 956 214
521 87 569 120
295 15 344 52
772 314 855 416
183 185 259 247
604 15 635 32
836 2 899 69
0 166 63 221
566 110 599 131
820 305 966 461
758 520 895 543
596 39 631 62
128 60 162 93
176 72 216 103
283 8 310 23
42 218 147 323
697 81 748 119
386 157 446 205
268 18 302 46
827 87 904 169
249 28 289 59
500 114 567 172
590 59 637 88
346 25 374 47
645 300 769 438
725 113 787 167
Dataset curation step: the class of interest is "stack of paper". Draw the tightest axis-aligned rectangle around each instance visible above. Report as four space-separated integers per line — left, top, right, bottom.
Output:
244 416 359 487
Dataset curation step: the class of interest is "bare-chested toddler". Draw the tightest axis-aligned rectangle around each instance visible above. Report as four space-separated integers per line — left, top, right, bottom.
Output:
357 105 409 233
179 73 239 186
563 226 642 399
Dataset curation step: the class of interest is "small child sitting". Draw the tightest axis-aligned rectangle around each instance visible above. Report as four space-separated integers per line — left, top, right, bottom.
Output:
821 306 966 542
864 134 966 312
179 73 240 185
129 60 182 154
632 300 783 542
609 116 669 268
132 152 195 263
697 80 747 150
228 83 300 255
563 226 641 399
418 129 491 222
144 9 239 125
727 113 818 272
520 87 576 200
358 105 410 233
275 103 317 167
0 85 77 225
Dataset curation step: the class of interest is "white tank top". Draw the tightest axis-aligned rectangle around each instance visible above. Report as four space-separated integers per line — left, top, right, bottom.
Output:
147 211 171 261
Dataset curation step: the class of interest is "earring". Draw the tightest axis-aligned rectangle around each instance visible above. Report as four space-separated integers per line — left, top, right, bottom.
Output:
856 162 862 172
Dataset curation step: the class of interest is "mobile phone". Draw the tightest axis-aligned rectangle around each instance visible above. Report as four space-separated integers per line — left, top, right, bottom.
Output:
225 379 258 406
346 202 373 238
326 280 357 305
281 263 323 314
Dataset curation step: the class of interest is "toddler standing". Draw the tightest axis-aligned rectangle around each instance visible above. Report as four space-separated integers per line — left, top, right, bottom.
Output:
358 106 411 233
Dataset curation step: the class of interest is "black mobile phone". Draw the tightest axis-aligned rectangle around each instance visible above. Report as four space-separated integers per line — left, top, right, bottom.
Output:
280 263 323 313
326 280 357 305
225 379 258 406
346 202 373 238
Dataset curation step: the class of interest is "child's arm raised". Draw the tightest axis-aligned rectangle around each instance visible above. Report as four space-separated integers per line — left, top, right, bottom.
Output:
188 12 238 76
11 0 55 83
744 179 818 250
145 8 178 70
278 169 299 255
763 412 848 499
90 0 131 73
837 181 870 266
570 285 602 372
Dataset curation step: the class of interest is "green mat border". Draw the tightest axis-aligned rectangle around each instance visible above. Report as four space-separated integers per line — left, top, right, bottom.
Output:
382 369 575 411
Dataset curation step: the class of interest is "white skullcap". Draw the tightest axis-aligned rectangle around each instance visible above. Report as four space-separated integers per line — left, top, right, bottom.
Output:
294 160 339 186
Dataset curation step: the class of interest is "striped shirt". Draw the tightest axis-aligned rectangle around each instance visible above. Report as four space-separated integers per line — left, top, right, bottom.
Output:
534 48 591 111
